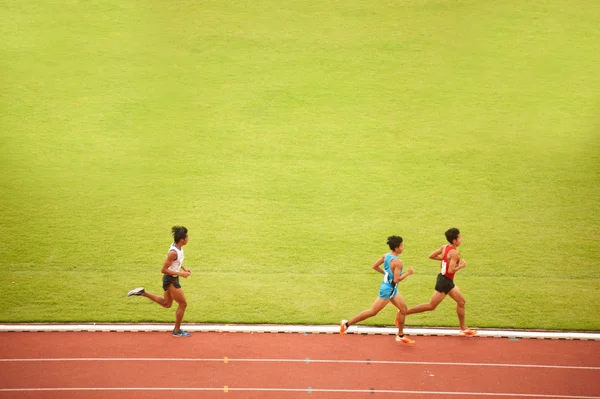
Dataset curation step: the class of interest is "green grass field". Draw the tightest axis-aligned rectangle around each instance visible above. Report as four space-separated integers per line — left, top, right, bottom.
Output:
1 0 599 330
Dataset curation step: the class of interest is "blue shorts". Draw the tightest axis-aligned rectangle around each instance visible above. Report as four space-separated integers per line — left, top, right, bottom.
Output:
378 282 397 299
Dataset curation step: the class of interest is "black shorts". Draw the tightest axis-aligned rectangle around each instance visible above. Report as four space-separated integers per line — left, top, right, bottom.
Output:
162 275 181 291
435 273 455 294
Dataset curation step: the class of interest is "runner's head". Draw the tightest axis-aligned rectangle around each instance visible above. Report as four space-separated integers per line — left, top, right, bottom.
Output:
445 228 461 246
387 235 403 251
172 226 189 244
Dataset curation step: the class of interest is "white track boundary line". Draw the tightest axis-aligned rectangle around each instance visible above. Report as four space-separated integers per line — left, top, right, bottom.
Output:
0 387 597 398
1 357 598 370
0 324 598 340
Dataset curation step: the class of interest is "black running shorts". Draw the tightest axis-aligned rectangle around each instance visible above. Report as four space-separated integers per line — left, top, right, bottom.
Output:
435 273 455 294
162 275 181 291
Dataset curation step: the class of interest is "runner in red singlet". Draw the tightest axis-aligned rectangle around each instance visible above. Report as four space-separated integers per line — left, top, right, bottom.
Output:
403 227 477 336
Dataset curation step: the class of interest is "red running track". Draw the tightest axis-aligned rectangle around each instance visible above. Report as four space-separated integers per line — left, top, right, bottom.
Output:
0 332 599 398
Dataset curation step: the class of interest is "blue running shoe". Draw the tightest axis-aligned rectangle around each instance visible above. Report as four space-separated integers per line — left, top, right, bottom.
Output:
172 329 192 337
127 287 145 297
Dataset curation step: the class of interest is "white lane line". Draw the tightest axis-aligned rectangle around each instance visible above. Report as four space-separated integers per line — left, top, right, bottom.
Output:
0 387 597 398
1 357 598 370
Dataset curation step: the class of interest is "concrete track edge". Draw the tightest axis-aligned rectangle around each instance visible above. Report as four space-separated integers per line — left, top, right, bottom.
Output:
0 324 598 340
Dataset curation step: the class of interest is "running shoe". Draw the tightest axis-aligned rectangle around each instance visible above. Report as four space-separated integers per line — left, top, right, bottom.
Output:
127 287 145 297
340 320 349 336
172 329 192 337
459 328 478 337
396 335 415 344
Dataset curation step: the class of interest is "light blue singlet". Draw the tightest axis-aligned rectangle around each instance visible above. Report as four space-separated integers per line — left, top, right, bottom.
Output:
378 253 401 299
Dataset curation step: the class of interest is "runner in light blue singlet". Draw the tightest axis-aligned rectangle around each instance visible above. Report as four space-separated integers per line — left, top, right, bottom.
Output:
339 235 416 344
378 253 401 299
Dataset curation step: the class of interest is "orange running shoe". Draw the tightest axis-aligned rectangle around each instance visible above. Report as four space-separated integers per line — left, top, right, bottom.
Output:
396 335 415 344
459 328 478 337
340 320 349 336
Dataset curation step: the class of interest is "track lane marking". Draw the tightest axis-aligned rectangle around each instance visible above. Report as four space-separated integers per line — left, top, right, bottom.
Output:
0 387 597 398
1 357 598 370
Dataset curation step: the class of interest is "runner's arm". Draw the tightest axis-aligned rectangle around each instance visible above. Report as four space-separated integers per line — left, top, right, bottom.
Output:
371 256 385 275
392 259 413 283
429 246 444 261
448 251 466 274
161 251 190 277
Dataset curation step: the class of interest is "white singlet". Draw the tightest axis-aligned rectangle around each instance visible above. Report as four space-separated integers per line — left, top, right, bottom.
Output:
167 243 184 276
